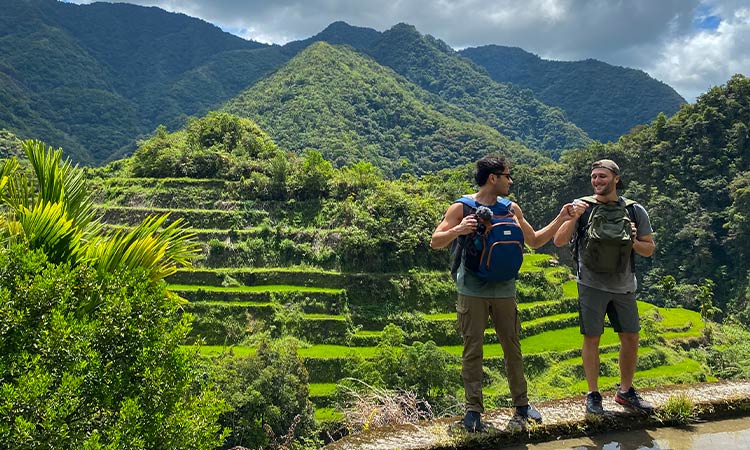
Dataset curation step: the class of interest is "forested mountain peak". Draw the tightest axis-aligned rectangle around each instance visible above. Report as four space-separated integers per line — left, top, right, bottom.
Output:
281 20 382 54
0 0 271 164
224 41 547 175
367 22 592 156
460 44 686 142
42 0 264 88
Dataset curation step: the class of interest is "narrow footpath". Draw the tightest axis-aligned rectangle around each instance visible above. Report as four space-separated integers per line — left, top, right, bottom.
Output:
324 380 750 450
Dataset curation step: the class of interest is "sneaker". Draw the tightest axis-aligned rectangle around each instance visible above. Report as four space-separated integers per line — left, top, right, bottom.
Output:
586 391 604 415
615 386 654 413
463 411 485 433
515 404 543 424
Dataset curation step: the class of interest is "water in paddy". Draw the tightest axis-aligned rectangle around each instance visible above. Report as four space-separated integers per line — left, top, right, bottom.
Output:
504 416 750 449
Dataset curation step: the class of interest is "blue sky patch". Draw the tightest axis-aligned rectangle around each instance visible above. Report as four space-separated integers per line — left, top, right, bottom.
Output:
693 3 721 31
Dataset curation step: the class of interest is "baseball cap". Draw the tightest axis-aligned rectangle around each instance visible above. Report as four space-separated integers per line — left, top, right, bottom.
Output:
591 159 624 189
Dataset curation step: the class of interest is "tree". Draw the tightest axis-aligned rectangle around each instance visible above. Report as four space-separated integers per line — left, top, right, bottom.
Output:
211 338 318 449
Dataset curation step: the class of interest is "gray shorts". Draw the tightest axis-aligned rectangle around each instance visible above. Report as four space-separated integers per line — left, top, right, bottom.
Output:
577 283 640 335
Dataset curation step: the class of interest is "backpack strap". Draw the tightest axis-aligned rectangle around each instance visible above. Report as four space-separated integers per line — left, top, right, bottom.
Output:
454 195 513 215
621 197 638 272
579 195 598 204
571 196 597 264
449 196 478 280
493 196 514 216
454 195 479 211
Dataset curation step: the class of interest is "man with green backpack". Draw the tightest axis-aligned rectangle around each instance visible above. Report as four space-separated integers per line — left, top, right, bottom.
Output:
554 159 656 416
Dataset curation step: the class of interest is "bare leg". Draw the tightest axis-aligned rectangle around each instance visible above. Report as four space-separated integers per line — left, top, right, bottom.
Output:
618 332 639 391
582 335 601 392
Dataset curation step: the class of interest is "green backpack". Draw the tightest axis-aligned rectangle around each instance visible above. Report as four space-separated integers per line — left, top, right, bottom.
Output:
574 196 637 273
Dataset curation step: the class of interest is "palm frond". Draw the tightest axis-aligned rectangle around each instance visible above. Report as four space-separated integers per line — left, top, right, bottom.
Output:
86 214 200 283
0 157 25 208
22 140 99 230
17 200 84 264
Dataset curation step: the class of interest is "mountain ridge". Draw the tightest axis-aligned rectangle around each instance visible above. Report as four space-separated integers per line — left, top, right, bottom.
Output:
460 44 686 142
1 2 687 166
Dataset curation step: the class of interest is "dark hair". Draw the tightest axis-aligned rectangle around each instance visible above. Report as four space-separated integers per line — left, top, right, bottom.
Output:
474 155 509 186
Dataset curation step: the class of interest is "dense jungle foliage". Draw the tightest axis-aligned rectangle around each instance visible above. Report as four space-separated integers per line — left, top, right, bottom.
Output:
1 0 680 166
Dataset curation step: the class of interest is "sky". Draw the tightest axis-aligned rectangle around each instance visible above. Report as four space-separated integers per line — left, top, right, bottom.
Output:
63 0 750 102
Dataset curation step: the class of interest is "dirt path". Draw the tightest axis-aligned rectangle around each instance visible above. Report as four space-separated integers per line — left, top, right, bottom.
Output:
324 380 750 450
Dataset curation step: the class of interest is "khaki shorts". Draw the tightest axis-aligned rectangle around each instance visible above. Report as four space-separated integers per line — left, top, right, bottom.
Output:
577 283 640 335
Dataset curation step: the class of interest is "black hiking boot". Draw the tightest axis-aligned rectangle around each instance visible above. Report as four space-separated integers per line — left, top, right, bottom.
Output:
515 404 543 424
615 386 654 413
463 411 485 433
586 391 604 415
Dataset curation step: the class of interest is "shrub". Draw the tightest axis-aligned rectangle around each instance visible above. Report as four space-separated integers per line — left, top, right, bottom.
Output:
209 338 319 449
0 245 228 449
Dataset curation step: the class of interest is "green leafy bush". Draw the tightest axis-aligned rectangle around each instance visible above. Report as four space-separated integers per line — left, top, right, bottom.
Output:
209 338 319 449
0 245 228 449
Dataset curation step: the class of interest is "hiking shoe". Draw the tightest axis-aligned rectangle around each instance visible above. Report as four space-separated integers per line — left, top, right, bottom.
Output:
515 404 542 424
615 386 654 413
463 411 485 433
586 391 604 415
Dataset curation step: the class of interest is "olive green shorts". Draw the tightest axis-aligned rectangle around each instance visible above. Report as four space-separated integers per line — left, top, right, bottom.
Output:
577 283 640 335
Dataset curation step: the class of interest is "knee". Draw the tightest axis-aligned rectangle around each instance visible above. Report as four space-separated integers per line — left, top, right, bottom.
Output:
619 332 639 346
583 335 601 347
462 340 484 360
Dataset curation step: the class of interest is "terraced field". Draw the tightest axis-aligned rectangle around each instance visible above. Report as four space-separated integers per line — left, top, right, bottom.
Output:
90 176 710 421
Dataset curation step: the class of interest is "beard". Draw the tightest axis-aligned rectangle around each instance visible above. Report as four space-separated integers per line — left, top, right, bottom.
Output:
593 180 616 195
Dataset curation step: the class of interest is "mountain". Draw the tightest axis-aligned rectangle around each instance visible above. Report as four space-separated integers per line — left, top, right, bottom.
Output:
0 129 23 159
0 0 272 163
460 45 686 142
1 1 689 167
366 24 592 157
224 41 548 176
281 21 382 55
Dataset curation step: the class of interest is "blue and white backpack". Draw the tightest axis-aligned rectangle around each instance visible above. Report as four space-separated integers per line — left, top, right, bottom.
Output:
450 196 524 282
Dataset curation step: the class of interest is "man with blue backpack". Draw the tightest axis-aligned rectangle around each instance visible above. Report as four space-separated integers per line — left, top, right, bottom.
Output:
553 159 656 417
431 155 577 432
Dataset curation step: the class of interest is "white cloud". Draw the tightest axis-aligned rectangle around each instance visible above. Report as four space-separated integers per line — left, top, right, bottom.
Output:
61 0 749 102
647 6 750 101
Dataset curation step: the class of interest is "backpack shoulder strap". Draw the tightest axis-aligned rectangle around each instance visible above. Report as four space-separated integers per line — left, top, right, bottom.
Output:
579 195 599 204
454 195 478 212
619 196 638 221
496 196 512 208
619 196 639 272
492 196 514 216
449 196 476 278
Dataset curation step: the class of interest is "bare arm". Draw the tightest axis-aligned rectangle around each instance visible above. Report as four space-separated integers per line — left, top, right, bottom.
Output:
514 202 575 249
430 202 477 249
553 219 578 247
632 222 656 257
553 201 587 247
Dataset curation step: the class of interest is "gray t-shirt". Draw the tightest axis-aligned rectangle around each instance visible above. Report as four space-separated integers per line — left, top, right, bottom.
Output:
575 200 653 294
456 259 516 298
